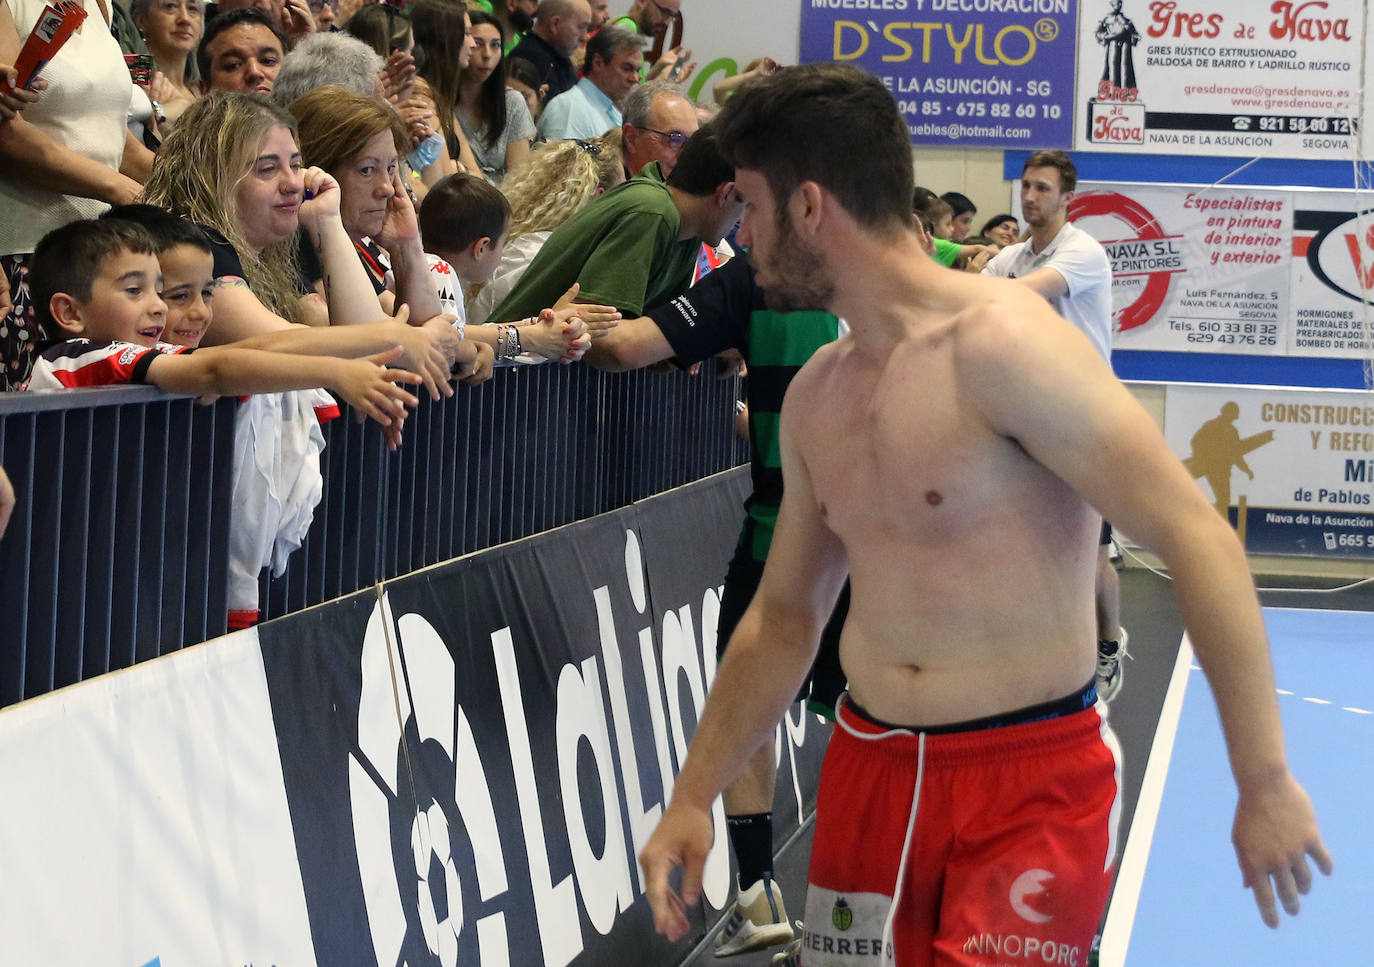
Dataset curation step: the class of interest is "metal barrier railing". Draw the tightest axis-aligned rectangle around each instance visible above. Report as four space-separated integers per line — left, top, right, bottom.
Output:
1 362 747 707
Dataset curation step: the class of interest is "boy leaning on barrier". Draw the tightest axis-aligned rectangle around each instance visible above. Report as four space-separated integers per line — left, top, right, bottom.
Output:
22 213 428 629
22 217 423 425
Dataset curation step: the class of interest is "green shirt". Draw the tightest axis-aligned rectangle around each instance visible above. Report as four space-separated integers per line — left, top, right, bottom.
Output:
487 163 700 322
933 237 960 267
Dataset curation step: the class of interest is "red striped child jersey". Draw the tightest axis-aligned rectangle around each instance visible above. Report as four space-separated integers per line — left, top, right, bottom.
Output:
21 338 190 390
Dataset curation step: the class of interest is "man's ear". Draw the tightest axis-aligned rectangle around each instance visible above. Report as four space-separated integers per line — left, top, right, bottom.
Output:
714 180 735 207
47 293 87 336
792 181 825 236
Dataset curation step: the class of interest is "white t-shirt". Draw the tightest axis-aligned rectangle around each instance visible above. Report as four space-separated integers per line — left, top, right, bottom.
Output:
984 221 1113 360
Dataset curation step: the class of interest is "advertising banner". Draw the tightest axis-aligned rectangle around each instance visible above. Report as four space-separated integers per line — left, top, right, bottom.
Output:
258 467 829 967
1075 0 1365 159
1068 182 1291 355
1065 182 1374 360
798 0 1079 148
1164 384 1374 558
0 629 318 966
1291 192 1374 358
0 469 829 966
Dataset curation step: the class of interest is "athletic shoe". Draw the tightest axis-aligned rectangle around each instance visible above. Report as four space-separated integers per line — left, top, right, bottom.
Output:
769 924 805 966
713 877 794 957
1096 627 1129 703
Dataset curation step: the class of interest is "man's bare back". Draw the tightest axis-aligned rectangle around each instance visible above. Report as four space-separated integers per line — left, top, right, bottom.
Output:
790 274 1102 725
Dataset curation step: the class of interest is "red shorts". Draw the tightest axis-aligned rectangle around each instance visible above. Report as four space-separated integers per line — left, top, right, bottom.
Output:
803 695 1122 966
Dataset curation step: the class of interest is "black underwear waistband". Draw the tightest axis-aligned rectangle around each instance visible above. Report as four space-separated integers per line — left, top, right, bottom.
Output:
845 680 1098 735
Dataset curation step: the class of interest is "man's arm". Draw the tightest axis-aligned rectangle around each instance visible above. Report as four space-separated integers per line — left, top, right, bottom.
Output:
582 314 674 370
1003 264 1068 300
960 297 1332 927
640 371 848 939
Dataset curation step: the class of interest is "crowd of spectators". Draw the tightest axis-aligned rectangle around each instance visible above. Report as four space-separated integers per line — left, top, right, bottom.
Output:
1 0 1023 626
0 0 782 625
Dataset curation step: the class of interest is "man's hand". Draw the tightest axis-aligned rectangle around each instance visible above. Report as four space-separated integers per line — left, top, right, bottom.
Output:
335 345 424 429
281 0 316 43
1232 773 1332 928
458 339 495 384
640 799 714 941
381 49 418 105
551 281 621 336
648 45 695 83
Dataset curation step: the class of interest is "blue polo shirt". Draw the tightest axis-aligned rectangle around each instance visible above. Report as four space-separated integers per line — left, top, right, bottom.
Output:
536 76 622 141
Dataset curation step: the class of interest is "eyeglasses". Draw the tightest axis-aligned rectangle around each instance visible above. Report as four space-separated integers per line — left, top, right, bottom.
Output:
574 138 601 156
650 0 680 21
636 126 691 149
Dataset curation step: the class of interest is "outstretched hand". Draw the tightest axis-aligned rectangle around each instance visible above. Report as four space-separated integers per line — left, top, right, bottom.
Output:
639 800 714 942
551 282 621 337
1232 773 1332 928
340 345 424 435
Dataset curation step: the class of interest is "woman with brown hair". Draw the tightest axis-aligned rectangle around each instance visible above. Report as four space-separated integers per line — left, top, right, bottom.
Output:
409 0 483 179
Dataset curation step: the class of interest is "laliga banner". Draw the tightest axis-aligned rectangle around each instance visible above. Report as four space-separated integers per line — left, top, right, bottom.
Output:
1164 384 1374 558
798 0 1079 148
1075 0 1365 159
260 467 828 967
1066 181 1374 359
0 469 830 966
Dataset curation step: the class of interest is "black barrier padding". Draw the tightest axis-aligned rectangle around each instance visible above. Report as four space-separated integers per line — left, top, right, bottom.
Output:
257 467 825 967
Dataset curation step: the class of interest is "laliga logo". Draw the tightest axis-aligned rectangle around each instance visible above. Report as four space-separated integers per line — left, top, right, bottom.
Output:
1009 869 1055 925
349 595 511 967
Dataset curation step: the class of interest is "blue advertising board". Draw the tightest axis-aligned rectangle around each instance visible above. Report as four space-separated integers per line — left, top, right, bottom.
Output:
798 0 1079 147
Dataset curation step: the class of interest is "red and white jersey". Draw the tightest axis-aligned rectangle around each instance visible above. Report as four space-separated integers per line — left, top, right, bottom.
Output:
22 338 190 391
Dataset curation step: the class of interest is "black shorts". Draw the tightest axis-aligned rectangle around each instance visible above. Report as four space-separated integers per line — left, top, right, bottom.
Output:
715 545 849 719
1100 520 1113 546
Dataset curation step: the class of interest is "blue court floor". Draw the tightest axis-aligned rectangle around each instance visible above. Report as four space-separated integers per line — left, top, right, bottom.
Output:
1101 608 1373 966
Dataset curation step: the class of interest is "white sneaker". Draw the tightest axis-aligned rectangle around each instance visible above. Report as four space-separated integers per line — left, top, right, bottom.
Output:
1096 627 1129 703
770 925 805 966
713 877 795 957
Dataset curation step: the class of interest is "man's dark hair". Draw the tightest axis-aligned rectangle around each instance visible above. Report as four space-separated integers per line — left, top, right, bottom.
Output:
584 24 638 73
197 8 286 82
664 122 733 197
1022 149 1077 193
715 62 912 236
940 190 975 217
104 205 214 256
31 219 158 340
418 173 512 252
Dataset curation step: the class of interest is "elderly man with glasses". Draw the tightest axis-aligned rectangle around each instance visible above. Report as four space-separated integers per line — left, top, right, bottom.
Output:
620 79 698 179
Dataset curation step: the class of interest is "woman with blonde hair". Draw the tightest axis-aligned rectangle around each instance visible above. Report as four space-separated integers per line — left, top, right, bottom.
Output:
141 91 469 392
470 132 624 323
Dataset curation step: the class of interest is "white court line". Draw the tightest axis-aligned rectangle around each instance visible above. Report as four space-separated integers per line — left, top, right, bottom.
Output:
1098 633 1195 967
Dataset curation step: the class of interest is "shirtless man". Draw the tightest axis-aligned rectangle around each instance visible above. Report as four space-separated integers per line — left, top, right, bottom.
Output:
639 63 1330 966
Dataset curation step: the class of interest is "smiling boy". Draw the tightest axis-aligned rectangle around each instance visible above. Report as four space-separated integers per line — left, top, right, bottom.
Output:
23 217 421 429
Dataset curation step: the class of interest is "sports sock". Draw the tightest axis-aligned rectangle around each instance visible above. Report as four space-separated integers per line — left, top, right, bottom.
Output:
726 812 774 891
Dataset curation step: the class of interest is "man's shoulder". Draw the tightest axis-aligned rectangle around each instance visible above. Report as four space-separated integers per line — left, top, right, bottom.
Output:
1057 221 1108 256
508 33 552 64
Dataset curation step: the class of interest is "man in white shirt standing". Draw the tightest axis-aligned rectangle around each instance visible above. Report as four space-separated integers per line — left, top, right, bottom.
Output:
983 149 1128 701
537 25 641 141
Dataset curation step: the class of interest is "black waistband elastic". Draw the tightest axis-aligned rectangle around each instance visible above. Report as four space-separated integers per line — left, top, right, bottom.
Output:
845 680 1098 735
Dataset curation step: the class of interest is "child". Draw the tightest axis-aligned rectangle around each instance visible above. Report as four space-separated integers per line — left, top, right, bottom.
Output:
25 218 421 421
25 216 423 629
418 173 619 363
